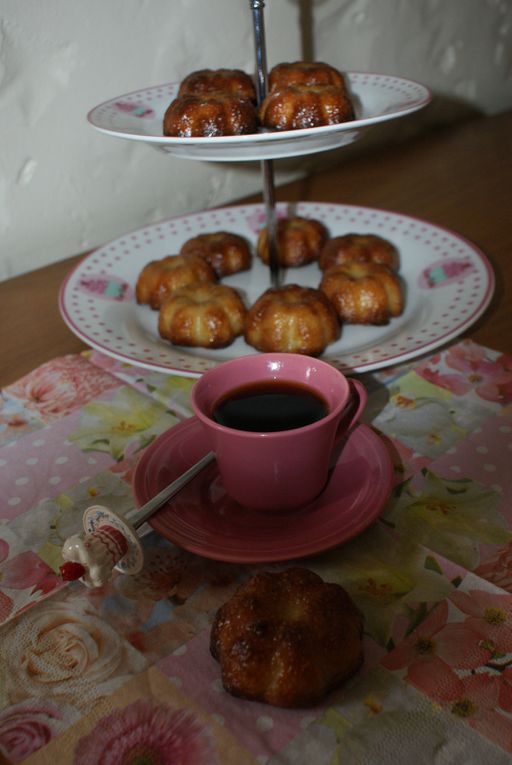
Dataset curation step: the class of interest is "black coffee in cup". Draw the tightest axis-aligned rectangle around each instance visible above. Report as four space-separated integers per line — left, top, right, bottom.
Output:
212 380 328 432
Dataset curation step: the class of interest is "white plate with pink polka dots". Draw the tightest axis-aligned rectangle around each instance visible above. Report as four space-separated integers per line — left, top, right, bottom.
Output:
87 73 431 162
59 202 494 378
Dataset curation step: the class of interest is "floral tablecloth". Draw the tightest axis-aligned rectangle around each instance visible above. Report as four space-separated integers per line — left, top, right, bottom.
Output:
1 339 512 764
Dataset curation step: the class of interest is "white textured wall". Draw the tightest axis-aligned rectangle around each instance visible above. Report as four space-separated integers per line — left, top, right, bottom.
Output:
1 0 511 280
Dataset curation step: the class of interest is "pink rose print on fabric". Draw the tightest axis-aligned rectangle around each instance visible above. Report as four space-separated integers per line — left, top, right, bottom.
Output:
417 342 512 404
74 699 215 764
0 701 75 763
5 355 119 422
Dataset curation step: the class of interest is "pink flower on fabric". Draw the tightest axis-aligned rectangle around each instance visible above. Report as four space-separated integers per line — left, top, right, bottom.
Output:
445 344 512 404
1 538 61 618
431 621 494 669
417 367 473 396
381 600 491 701
6 355 118 420
449 673 512 752
449 589 512 654
382 601 449 668
417 342 512 404
0 702 65 763
498 667 512 713
0 538 8 562
382 602 461 700
475 543 512 593
0 550 62 595
89 351 122 373
0 591 13 622
74 699 215 765
0 540 13 621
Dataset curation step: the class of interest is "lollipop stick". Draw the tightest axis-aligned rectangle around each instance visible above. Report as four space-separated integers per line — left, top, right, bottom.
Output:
125 450 215 528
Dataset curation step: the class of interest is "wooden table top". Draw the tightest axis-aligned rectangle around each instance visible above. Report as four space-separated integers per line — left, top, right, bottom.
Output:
1 110 511 388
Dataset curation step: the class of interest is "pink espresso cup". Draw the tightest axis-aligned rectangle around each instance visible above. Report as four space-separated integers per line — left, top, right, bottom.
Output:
191 353 367 512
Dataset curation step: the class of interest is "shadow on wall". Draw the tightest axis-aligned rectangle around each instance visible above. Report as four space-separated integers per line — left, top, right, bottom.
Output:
296 0 317 60
296 93 484 176
239 0 487 188
228 93 484 193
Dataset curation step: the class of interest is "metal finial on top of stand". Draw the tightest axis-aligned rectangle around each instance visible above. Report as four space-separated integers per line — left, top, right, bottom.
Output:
250 0 280 288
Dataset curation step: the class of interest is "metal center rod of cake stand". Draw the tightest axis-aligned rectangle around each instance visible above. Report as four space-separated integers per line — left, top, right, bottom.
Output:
250 0 280 288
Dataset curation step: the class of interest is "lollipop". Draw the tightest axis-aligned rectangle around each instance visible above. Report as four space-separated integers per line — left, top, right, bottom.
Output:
59 451 215 588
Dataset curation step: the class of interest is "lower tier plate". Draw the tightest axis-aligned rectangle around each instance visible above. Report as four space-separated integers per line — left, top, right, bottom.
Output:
59 202 494 377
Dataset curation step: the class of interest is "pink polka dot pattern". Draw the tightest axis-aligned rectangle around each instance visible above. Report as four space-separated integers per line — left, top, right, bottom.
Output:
60 202 494 378
0 411 114 521
432 416 512 507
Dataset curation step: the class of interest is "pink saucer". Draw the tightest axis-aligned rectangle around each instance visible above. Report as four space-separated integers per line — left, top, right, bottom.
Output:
133 417 393 564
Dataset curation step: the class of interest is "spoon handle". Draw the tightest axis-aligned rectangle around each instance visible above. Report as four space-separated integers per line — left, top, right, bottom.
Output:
126 450 215 529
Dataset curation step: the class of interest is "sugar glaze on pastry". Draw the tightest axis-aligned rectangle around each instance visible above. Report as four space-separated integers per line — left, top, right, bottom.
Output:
210 568 364 708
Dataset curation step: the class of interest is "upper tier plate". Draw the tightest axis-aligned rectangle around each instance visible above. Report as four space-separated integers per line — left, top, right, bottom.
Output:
59 201 494 378
87 72 431 161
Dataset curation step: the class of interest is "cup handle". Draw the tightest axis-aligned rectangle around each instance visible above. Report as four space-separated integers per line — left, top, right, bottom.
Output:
334 378 367 442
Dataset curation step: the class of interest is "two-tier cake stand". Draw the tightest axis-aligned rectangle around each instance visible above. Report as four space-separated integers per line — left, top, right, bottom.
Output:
57 1 496 575
59 0 493 379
